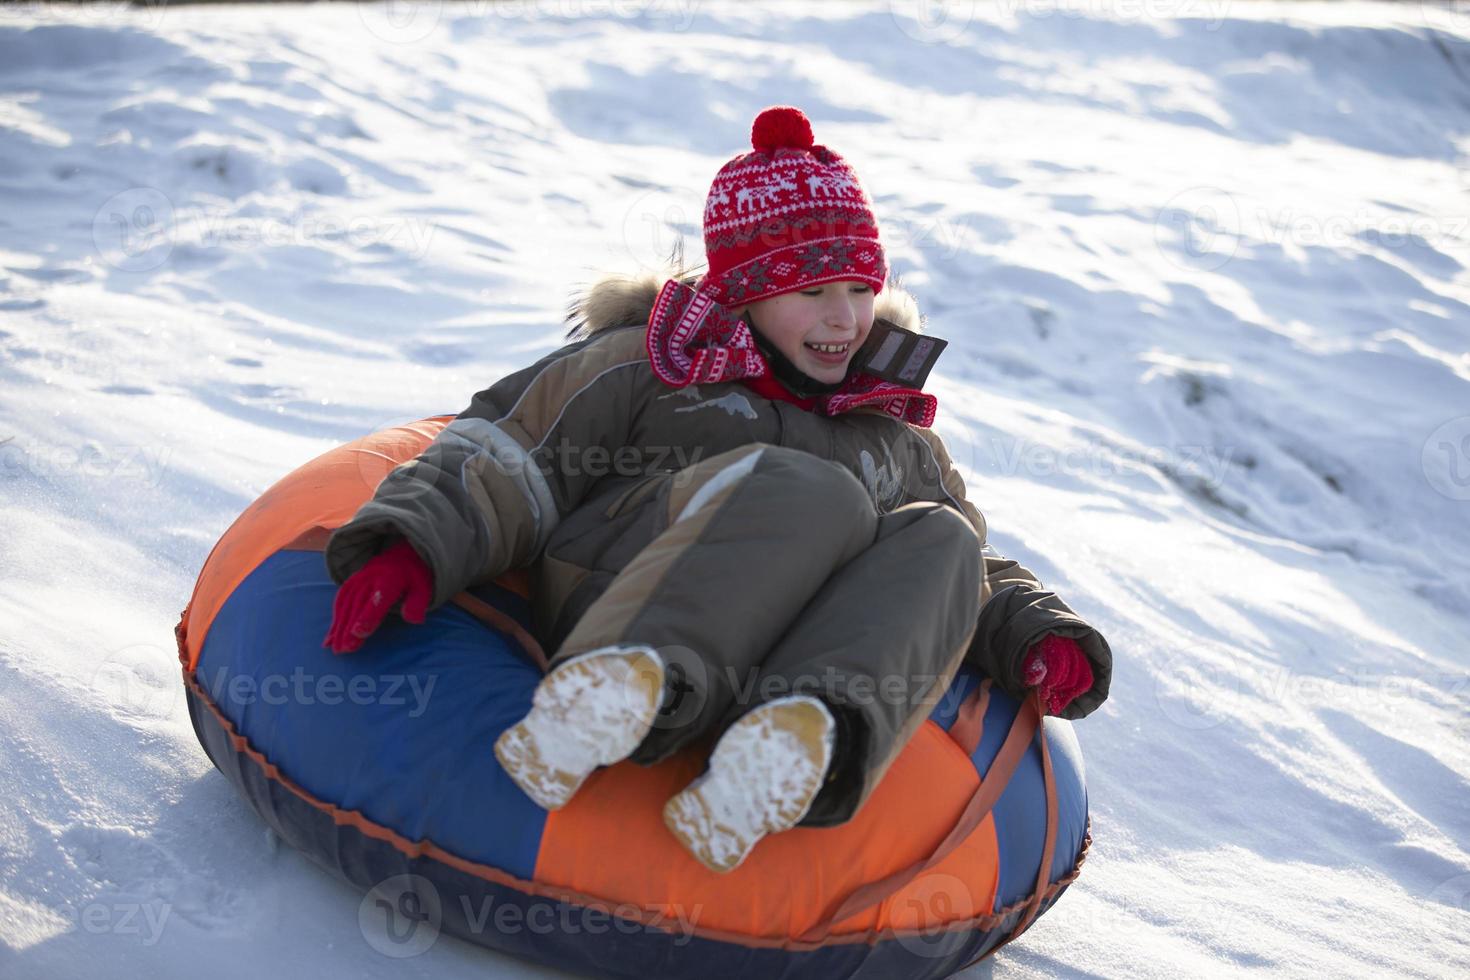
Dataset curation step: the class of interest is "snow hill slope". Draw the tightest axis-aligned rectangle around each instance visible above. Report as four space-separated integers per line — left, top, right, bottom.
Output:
1 2 1468 977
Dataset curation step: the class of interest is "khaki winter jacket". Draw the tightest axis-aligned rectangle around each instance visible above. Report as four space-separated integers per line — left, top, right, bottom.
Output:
324 272 1112 719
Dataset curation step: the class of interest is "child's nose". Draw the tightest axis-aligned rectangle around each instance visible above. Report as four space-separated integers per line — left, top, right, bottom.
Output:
821 296 858 332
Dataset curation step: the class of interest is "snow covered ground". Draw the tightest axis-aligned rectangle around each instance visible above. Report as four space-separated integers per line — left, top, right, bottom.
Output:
2 1 1468 976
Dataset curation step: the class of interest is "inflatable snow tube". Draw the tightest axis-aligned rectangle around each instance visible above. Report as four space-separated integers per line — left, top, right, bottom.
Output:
176 418 1091 978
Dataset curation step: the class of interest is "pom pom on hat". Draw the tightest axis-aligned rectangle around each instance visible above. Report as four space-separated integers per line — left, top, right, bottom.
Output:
701 104 886 308
751 105 814 154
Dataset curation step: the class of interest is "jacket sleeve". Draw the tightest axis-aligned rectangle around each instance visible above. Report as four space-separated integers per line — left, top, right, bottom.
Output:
324 329 647 610
910 425 1113 720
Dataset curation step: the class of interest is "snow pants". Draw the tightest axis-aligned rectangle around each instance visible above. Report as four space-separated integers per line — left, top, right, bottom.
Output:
532 443 983 826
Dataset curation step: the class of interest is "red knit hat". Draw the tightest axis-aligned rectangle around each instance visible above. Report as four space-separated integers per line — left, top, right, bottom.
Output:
700 106 887 308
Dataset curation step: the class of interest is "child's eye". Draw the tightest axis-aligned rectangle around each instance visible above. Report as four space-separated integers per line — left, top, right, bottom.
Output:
801 285 872 296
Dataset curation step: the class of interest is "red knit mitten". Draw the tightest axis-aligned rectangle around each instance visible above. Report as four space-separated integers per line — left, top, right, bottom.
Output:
322 538 433 654
1021 634 1094 716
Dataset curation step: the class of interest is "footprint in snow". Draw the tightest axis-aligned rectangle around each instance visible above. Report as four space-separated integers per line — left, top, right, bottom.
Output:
58 823 252 931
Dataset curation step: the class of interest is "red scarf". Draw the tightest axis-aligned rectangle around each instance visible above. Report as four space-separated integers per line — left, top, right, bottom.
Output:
644 279 938 427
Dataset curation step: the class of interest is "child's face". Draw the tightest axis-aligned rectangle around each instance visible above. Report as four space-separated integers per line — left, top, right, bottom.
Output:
738 281 876 385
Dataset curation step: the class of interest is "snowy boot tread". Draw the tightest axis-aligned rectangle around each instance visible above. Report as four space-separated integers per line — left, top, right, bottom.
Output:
663 695 835 874
494 645 665 811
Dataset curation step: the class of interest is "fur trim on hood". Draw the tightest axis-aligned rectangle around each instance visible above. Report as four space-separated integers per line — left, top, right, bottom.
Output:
565 267 925 341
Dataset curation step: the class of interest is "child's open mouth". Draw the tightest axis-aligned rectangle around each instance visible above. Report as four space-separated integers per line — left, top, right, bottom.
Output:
804 341 851 364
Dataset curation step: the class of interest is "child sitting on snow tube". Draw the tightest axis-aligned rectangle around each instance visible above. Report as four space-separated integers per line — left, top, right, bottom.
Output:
321 105 1112 874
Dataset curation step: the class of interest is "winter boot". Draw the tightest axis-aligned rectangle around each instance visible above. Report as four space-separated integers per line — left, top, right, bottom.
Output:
494 645 665 810
662 695 835 873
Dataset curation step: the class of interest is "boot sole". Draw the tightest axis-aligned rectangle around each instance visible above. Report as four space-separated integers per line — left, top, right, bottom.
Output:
663 696 834 873
494 646 664 811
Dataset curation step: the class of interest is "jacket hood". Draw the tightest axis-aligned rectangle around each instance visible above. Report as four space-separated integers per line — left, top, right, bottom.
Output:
566 268 925 339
